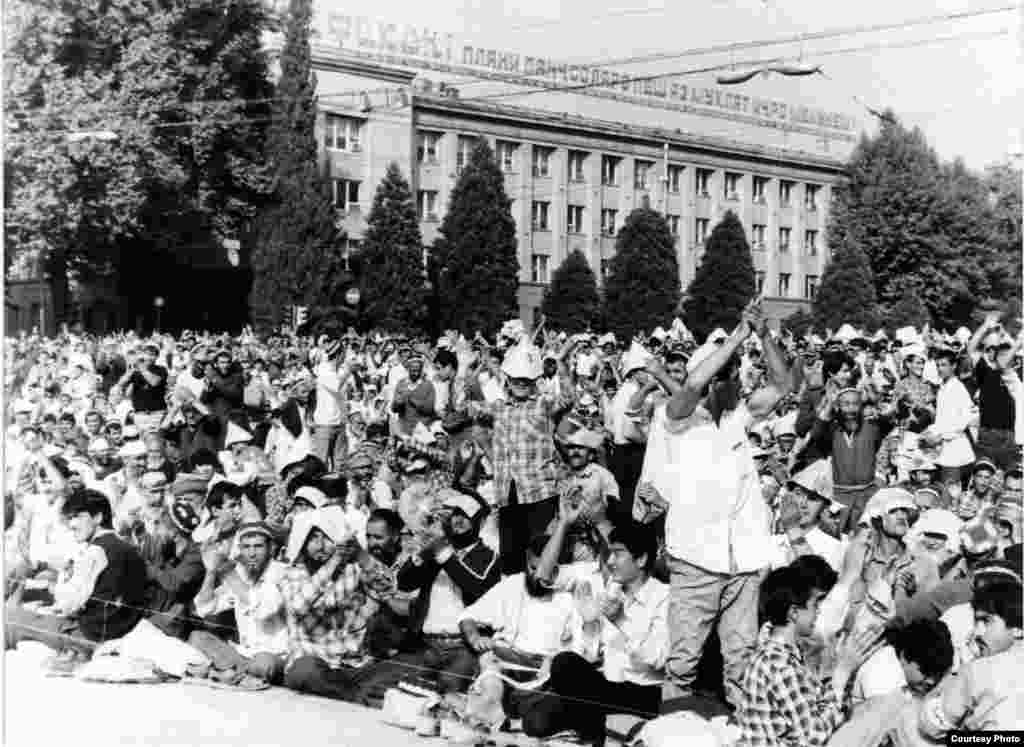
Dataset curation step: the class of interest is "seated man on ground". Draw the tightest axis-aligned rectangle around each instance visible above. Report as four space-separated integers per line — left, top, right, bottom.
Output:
522 520 668 742
395 488 501 694
5 489 148 660
188 521 288 686
735 565 881 747
139 501 205 638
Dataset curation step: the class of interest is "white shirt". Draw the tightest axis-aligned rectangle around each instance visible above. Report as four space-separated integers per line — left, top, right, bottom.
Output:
460 573 576 657
608 381 643 445
313 361 347 427
569 576 669 687
931 376 975 467
194 560 289 656
643 402 774 574
771 526 846 573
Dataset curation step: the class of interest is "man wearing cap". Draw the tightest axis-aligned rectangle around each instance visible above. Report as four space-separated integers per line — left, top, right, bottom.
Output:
482 336 580 575
137 500 205 638
189 522 289 685
391 354 436 438
969 313 1020 471
117 345 168 436
773 461 844 573
955 460 1000 521
549 427 619 561
645 300 793 711
395 488 501 693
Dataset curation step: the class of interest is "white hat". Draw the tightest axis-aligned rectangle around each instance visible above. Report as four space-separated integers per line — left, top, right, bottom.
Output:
501 341 543 380
12 399 34 414
118 441 146 458
864 487 916 521
620 341 651 377
88 437 111 453
651 326 668 341
788 459 834 501
902 343 927 360
914 508 962 540
773 411 798 438
895 326 920 346
562 428 605 450
954 327 972 344
122 425 141 440
707 328 729 344
293 485 329 509
439 487 486 520
597 332 617 347
871 330 888 343
224 421 253 448
807 334 825 347
411 422 436 446
286 505 352 562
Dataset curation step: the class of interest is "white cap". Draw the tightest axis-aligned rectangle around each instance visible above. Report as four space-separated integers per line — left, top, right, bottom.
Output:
895 326 920 345
597 332 616 347
501 341 543 380
788 459 834 501
88 437 111 453
864 487 916 521
651 326 668 341
293 485 328 509
224 421 253 448
773 411 798 438
286 505 352 562
832 323 859 343
914 508 962 540
620 341 651 377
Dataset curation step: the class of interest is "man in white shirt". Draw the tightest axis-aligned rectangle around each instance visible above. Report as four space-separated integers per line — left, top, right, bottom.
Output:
773 460 845 573
522 520 668 741
644 300 792 711
311 342 351 471
188 522 289 685
921 348 975 490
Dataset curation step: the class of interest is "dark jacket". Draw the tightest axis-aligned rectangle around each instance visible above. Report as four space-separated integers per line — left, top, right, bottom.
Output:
200 363 246 423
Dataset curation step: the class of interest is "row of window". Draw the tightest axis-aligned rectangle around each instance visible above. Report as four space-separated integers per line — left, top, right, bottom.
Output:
323 115 825 209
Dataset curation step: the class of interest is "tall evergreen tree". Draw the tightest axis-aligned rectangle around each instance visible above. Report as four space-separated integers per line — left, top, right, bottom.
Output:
432 140 518 335
248 0 338 331
603 203 681 342
682 210 755 342
811 244 878 331
356 163 427 332
541 249 600 334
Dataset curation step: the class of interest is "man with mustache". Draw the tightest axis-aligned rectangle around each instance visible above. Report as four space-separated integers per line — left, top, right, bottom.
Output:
189 522 288 685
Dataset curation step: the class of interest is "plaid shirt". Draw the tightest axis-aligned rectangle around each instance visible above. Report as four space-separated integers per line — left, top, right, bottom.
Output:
736 635 844 747
279 559 383 668
490 390 574 506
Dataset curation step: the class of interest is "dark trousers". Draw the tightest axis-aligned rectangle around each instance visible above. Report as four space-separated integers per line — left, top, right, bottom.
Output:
4 602 95 654
609 442 646 522
521 652 661 740
976 427 1020 473
498 485 559 575
283 656 368 701
834 485 879 535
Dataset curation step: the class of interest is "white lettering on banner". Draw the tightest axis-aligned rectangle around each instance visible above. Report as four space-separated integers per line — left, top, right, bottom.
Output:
297 9 858 139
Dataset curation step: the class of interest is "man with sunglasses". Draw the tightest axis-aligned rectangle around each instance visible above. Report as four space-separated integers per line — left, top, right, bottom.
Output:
969 312 1020 471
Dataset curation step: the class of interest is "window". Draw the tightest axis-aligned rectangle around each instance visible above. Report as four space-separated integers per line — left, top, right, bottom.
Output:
778 272 791 297
694 217 710 245
755 270 766 294
531 201 550 231
456 135 476 174
805 184 820 211
635 160 654 190
324 114 362 152
779 180 794 207
695 168 712 198
417 131 441 164
804 229 818 256
568 150 587 182
805 274 819 299
601 155 621 186
751 223 767 249
532 146 553 178
600 259 611 280
496 140 518 172
332 179 360 211
752 176 768 204
667 165 684 193
531 254 550 284
779 227 791 252
600 208 617 236
667 214 680 237
724 172 741 201
417 190 438 221
566 204 585 234
342 238 362 271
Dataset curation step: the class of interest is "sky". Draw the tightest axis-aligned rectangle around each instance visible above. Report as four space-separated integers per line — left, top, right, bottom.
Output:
316 0 1022 169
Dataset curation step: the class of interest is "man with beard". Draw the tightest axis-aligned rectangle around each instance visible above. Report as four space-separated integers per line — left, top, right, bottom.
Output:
642 300 792 712
391 354 436 437
395 489 501 693
361 508 416 658
189 522 289 685
809 386 894 534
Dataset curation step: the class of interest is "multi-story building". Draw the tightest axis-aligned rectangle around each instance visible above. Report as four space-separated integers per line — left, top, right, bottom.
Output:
283 11 854 327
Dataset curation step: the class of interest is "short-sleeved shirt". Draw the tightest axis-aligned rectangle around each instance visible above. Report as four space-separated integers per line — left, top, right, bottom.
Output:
127 365 168 413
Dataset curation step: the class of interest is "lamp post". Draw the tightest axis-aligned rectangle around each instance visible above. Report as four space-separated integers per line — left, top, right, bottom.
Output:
153 296 165 331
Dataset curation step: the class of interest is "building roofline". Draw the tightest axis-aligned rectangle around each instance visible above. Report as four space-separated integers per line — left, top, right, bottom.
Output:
413 93 847 173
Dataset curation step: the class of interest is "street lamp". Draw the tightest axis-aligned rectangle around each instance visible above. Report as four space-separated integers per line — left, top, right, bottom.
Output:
153 296 165 331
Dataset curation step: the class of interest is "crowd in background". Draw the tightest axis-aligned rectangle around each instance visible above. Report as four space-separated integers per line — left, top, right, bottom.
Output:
4 305 1023 746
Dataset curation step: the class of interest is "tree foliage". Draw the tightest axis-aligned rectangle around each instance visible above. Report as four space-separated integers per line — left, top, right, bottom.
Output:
541 249 600 334
811 243 878 331
882 287 930 331
4 0 274 326
432 139 519 335
681 210 754 342
354 163 428 332
781 308 816 339
248 0 339 331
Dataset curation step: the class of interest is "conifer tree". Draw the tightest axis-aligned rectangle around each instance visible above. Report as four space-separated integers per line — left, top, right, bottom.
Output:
682 210 755 342
540 249 600 334
812 244 878 331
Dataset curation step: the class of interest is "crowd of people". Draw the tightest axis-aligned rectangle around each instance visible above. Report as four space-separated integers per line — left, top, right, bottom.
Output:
4 303 1023 746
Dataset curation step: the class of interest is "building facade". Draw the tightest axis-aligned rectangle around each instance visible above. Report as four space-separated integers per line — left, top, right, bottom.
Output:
290 22 851 328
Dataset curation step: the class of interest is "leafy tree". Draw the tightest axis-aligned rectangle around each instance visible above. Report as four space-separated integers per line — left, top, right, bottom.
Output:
781 308 816 339
248 0 339 331
356 163 428 332
681 210 754 342
811 244 878 331
981 161 1023 324
540 249 600 333
882 287 931 331
603 203 681 341
432 139 519 335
